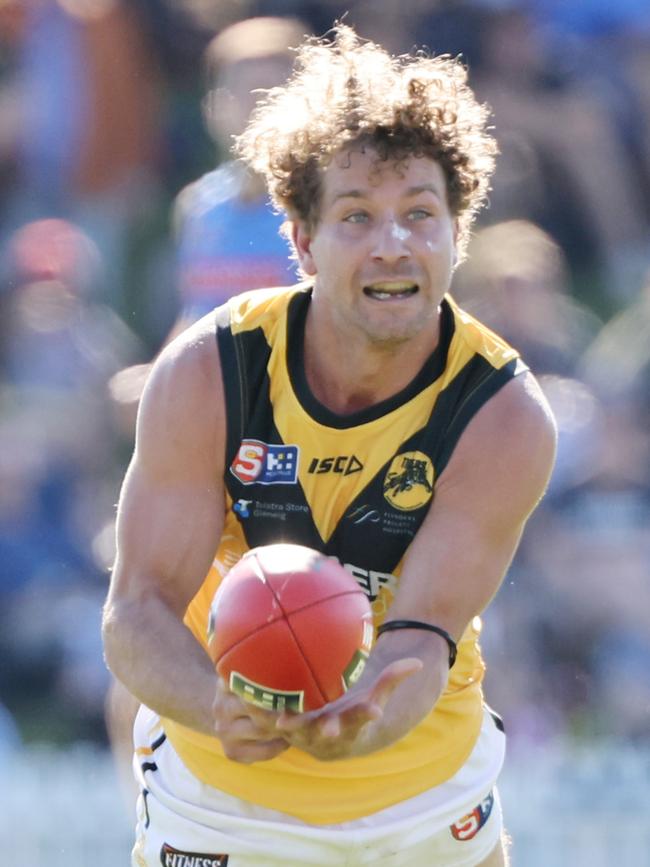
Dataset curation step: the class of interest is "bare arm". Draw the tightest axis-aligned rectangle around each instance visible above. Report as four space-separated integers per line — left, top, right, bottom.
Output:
102 319 229 735
278 372 557 758
103 317 289 759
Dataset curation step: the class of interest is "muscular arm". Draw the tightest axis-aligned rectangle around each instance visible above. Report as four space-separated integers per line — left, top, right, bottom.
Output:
278 372 557 759
102 319 227 735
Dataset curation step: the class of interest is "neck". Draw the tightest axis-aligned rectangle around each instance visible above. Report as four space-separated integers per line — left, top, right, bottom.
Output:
302 305 441 415
239 168 268 201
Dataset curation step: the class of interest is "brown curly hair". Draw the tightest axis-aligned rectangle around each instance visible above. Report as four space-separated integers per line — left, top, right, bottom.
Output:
235 24 498 260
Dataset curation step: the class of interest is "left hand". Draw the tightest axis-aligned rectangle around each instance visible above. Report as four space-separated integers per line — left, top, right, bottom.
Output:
213 677 289 764
274 657 422 760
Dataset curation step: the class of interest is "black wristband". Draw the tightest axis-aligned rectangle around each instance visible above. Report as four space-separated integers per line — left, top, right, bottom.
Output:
376 619 457 668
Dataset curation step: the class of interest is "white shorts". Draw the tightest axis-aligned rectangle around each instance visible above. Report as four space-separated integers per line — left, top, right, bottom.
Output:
131 706 505 867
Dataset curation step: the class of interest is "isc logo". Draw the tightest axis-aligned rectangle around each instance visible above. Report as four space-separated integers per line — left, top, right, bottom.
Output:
231 439 299 485
307 455 363 475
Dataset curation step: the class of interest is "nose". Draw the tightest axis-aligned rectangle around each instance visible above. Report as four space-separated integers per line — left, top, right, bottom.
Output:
371 218 411 264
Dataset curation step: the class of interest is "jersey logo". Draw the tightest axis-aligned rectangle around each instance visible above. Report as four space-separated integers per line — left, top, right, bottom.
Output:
307 455 363 475
450 791 495 841
344 562 397 602
160 842 229 865
233 499 252 518
231 439 299 485
383 451 434 511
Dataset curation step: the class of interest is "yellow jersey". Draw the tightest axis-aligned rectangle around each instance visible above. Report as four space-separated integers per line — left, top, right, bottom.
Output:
162 283 525 824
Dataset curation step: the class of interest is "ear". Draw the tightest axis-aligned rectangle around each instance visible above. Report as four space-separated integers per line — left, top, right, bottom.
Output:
291 222 317 276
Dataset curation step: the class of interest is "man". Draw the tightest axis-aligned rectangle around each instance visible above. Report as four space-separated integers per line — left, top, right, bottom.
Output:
102 24 557 867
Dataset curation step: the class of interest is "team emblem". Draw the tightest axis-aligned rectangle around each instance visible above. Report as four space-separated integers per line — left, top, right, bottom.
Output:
450 791 495 841
383 451 434 511
230 439 299 485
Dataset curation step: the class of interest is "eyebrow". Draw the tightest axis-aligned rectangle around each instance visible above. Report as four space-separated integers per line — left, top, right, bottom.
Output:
330 184 444 204
406 184 444 199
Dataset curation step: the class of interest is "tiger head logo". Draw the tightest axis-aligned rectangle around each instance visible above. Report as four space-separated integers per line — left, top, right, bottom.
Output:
383 451 435 511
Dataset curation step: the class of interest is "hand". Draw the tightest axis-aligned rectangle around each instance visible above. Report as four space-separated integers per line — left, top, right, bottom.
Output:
274 657 423 761
212 677 290 764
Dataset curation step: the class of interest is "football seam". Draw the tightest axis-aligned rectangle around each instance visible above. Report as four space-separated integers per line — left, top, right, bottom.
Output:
267 582 366 706
214 588 364 658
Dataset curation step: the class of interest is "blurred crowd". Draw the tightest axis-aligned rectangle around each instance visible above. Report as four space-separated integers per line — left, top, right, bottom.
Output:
0 0 649 754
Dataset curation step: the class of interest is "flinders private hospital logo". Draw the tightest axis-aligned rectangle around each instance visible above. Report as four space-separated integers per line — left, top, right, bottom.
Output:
230 439 299 485
383 450 434 511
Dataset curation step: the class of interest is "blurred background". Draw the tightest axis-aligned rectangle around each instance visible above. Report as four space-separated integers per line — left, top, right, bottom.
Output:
0 0 649 863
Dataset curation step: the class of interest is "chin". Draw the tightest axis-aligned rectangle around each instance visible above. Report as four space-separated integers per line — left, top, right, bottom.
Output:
365 307 435 345
362 320 426 347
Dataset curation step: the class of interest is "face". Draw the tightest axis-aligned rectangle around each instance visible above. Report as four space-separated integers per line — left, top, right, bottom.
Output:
205 55 295 148
293 148 458 348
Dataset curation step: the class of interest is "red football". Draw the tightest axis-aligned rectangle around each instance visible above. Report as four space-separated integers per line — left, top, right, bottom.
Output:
207 543 374 712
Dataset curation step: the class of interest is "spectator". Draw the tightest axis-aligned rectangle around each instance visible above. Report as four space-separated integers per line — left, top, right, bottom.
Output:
170 15 306 334
452 219 601 376
108 16 307 426
0 218 142 744
467 4 649 305
1 0 163 313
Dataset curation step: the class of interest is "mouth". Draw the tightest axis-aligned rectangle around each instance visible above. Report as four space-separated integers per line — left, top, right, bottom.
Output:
362 281 419 301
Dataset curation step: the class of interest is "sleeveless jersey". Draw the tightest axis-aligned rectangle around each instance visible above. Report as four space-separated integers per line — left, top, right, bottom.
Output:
162 284 526 825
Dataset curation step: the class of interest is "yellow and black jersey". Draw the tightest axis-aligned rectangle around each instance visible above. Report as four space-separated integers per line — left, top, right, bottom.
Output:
162 283 526 824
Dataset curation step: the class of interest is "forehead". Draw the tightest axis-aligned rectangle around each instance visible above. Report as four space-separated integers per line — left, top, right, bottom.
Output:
320 148 448 204
217 54 294 94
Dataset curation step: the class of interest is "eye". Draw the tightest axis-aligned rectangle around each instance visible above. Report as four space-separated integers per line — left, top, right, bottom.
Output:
407 208 433 221
343 211 370 224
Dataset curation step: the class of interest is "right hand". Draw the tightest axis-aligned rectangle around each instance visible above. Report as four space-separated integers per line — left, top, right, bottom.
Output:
212 677 290 764
275 657 423 760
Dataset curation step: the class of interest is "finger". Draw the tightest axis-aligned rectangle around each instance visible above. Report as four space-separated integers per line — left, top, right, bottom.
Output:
276 709 316 731
227 717 266 739
216 712 278 742
319 714 341 738
314 698 383 740
222 737 289 764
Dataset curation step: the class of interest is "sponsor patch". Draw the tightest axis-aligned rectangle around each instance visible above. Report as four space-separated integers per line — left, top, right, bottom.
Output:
231 440 299 485
160 842 229 866
383 451 434 511
343 562 397 603
233 498 252 518
345 504 418 539
346 504 381 525
307 455 363 475
450 791 495 841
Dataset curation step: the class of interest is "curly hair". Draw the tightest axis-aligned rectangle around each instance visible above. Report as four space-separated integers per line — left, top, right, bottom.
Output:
235 24 498 260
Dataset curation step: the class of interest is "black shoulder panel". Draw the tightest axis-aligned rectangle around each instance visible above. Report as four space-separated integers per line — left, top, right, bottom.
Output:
215 309 273 469
324 356 527 574
434 356 528 478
